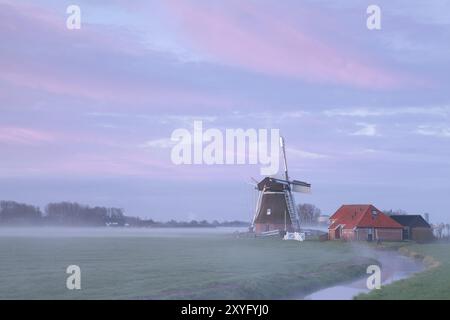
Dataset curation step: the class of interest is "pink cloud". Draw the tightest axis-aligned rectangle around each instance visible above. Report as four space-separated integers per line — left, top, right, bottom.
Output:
0 1 234 109
166 0 412 89
0 127 54 145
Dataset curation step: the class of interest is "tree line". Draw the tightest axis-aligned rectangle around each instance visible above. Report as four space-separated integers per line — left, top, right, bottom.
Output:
0 200 249 228
0 200 125 226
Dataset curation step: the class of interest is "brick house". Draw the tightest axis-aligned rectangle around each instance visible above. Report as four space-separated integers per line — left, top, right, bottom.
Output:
328 204 403 241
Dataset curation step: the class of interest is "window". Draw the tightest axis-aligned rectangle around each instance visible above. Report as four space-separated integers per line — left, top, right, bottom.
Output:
267 208 271 215
372 210 378 220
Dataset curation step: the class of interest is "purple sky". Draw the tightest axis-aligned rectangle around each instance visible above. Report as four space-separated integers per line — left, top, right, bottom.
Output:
1 0 450 223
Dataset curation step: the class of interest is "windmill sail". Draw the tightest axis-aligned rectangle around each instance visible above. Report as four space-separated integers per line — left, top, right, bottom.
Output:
291 180 311 193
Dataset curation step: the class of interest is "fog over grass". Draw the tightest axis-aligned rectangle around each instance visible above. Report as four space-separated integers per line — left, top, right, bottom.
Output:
0 229 373 299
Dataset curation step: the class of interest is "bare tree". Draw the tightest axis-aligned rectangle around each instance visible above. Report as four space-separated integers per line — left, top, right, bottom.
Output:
383 209 408 216
434 223 445 239
297 203 321 225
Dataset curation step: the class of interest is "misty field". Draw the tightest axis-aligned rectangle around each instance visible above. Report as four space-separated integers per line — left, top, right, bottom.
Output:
0 228 374 299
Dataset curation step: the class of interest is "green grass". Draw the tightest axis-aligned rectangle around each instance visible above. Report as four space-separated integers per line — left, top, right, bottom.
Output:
356 242 450 300
0 230 374 299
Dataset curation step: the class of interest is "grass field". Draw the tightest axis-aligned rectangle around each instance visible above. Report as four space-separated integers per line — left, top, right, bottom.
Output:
0 228 375 299
357 242 450 300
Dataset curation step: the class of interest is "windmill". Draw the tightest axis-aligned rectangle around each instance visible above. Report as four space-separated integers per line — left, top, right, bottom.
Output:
251 137 311 234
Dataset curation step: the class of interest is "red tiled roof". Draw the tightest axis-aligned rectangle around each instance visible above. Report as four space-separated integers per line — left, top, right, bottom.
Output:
330 204 371 221
329 204 402 230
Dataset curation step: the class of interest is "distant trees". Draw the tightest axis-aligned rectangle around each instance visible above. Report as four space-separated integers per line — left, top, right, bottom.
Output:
44 202 124 226
138 219 249 228
433 223 445 239
297 203 321 225
0 200 124 227
0 201 42 225
431 223 450 240
45 202 103 226
218 220 249 227
0 199 249 228
383 209 408 216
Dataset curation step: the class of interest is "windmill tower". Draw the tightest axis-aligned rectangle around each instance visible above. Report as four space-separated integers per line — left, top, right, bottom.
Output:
251 137 311 234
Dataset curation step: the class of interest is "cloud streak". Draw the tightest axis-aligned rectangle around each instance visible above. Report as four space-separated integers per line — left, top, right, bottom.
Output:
0 127 54 145
324 106 450 118
415 125 450 138
351 123 379 137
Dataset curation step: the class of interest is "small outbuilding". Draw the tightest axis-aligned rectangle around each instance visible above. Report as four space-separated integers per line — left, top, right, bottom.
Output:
390 215 434 242
329 204 403 241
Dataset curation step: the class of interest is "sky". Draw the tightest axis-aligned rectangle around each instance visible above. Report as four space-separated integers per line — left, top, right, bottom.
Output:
1 0 450 223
